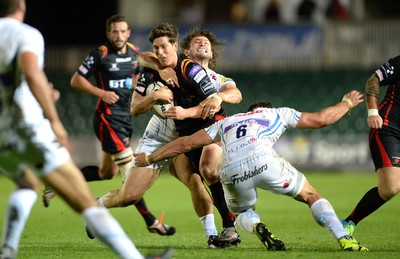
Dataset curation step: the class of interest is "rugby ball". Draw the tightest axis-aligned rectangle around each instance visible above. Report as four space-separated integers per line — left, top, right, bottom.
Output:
146 81 173 118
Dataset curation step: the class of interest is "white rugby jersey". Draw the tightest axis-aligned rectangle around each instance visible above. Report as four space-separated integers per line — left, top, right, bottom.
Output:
206 68 235 92
205 107 301 165
0 17 45 124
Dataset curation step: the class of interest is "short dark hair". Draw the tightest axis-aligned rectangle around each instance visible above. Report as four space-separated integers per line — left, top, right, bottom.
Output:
105 14 129 32
149 23 179 45
0 0 20 17
180 27 224 70
247 101 273 112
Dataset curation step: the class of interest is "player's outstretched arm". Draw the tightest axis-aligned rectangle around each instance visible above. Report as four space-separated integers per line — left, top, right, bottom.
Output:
199 82 242 119
218 82 242 104
137 52 178 86
135 129 212 166
296 90 363 129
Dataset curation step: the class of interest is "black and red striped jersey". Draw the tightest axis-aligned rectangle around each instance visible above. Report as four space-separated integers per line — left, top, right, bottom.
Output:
375 55 400 134
136 54 225 136
77 41 140 116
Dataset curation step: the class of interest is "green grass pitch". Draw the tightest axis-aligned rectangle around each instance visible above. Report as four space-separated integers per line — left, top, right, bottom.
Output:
1 171 399 258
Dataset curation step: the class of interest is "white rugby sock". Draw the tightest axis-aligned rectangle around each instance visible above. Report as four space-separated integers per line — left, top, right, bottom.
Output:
200 214 218 238
310 198 348 239
83 206 144 259
235 208 261 234
1 189 37 251
112 149 134 182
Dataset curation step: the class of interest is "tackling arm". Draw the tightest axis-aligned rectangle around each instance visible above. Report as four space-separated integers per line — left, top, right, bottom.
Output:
166 81 243 120
198 81 242 119
296 90 363 129
137 52 178 86
135 129 213 166
218 82 242 104
137 52 162 70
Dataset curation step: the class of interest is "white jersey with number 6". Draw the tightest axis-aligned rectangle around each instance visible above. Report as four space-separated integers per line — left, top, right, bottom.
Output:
205 107 302 166
204 107 304 213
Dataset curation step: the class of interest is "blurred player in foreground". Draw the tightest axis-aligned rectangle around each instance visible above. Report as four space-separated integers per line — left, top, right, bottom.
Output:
135 90 369 252
0 1 172 258
342 55 400 238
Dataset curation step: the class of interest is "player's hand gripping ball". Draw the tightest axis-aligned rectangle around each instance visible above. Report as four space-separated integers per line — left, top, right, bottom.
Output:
146 81 174 118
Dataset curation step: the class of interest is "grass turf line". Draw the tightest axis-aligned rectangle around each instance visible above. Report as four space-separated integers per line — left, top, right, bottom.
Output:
0 171 399 258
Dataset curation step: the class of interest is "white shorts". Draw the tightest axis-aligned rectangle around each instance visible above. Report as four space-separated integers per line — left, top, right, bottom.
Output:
219 150 305 214
135 115 178 169
0 118 70 179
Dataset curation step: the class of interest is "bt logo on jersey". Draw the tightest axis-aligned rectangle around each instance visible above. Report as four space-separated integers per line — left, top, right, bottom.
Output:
109 78 132 89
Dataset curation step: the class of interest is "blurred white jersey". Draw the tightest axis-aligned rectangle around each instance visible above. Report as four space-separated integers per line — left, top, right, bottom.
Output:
0 18 44 72
9 18 46 123
0 18 69 177
205 107 302 166
0 18 44 123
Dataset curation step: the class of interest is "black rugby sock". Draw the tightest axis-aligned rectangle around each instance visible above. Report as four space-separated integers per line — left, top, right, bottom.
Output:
80 165 101 181
346 187 386 225
135 198 156 226
209 181 235 228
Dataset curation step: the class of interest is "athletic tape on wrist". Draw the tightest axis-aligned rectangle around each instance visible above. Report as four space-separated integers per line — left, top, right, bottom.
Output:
342 95 353 109
207 93 217 99
145 152 151 165
212 94 222 103
368 109 379 117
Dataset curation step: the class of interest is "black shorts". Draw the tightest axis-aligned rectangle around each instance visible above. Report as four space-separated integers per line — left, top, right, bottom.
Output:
185 148 203 175
93 112 132 154
369 129 400 171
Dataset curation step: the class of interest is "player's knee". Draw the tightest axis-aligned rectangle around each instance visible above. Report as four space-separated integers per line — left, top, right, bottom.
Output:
379 186 400 201
189 173 202 183
188 174 203 189
119 191 141 207
297 189 322 206
200 166 219 185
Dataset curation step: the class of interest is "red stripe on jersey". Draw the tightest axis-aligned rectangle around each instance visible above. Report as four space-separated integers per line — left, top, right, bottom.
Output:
100 113 126 151
374 130 392 167
369 129 377 142
382 85 396 126
378 99 387 110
